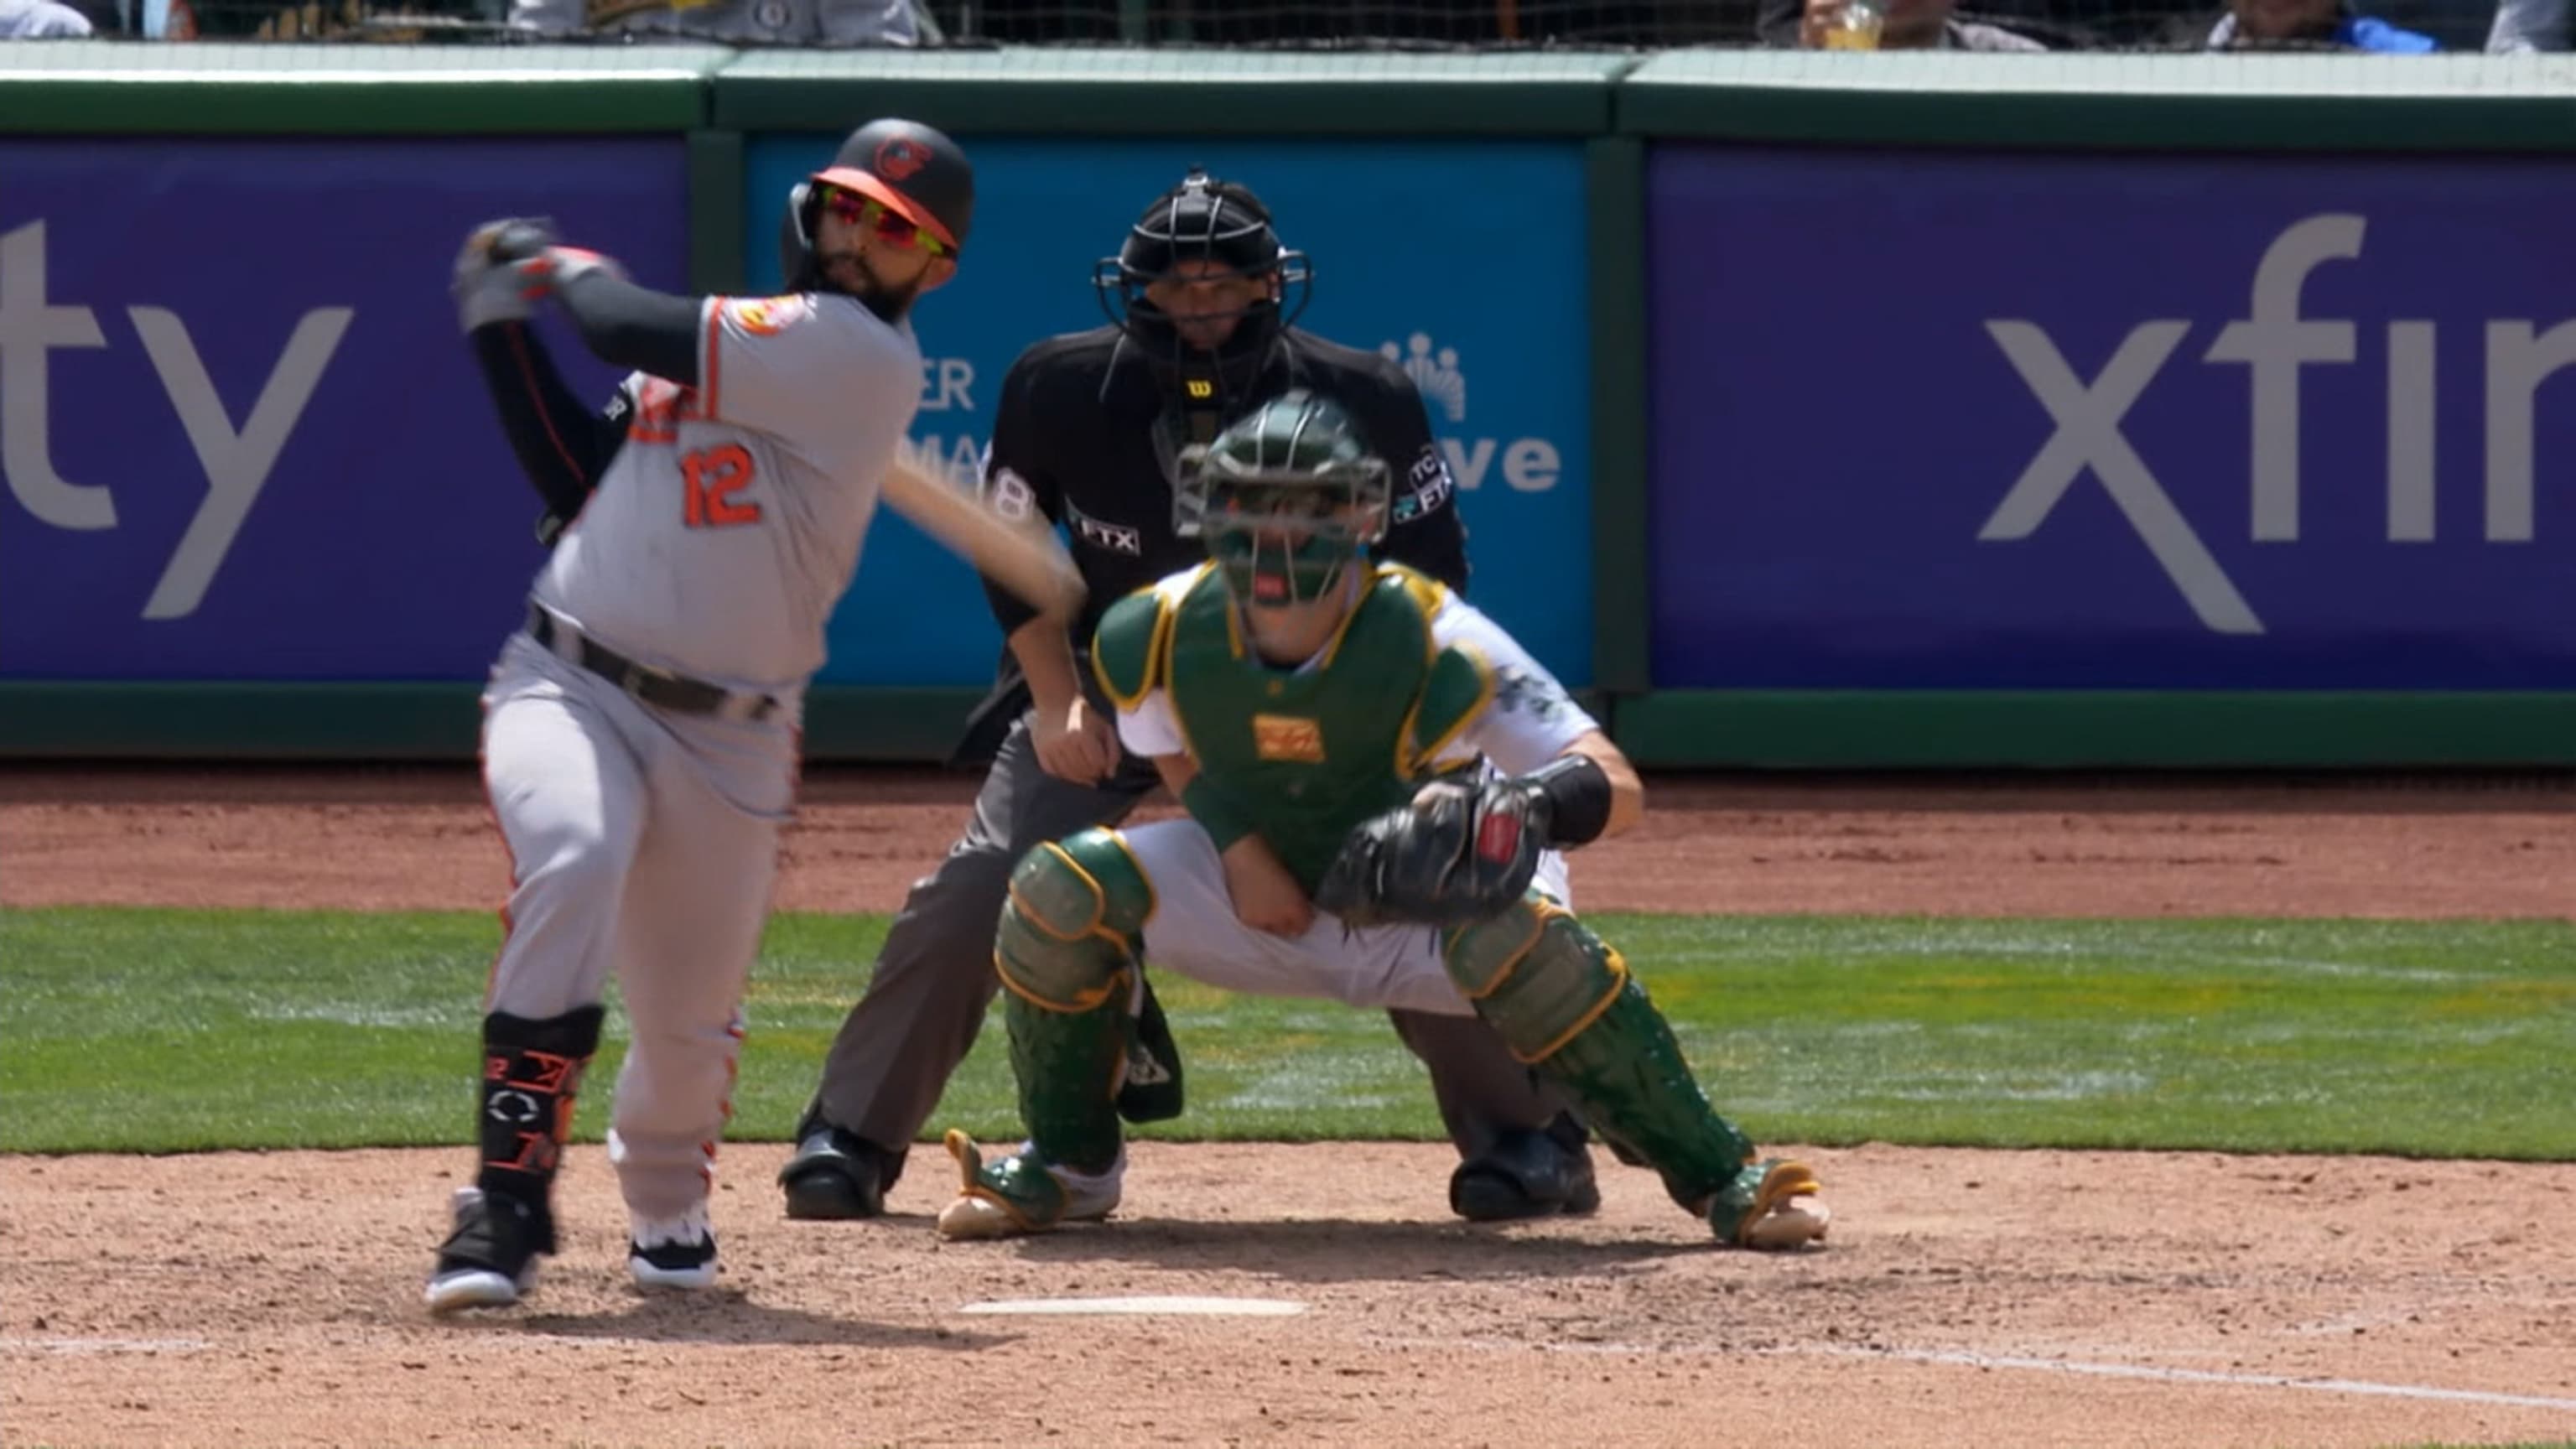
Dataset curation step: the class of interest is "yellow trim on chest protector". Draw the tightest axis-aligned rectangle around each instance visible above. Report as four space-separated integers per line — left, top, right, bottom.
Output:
1401 639 1495 777
1363 562 1489 776
1091 567 1206 714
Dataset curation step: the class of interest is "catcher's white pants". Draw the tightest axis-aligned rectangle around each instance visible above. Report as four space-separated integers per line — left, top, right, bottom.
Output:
1117 818 1572 1016
479 631 797 1220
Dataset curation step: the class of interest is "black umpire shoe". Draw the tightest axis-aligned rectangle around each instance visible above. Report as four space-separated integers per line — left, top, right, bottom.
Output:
778 1123 893 1220
1449 1123 1603 1223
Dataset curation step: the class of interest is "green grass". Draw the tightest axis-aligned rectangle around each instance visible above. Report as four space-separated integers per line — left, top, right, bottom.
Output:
0 908 2569 1159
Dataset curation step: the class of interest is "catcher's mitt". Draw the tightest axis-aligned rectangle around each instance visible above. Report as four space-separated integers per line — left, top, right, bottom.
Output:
1315 776 1547 928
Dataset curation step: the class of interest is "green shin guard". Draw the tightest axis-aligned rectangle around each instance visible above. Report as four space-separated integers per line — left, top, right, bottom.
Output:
992 832 1156 1176
1003 989 1128 1175
1536 979 1762 1217
1444 901 1757 1215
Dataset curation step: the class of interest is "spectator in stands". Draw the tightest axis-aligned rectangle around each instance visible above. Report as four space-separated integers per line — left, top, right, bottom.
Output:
2487 0 2568 48
1797 0 2052 46
507 0 935 43
62 0 467 39
2157 0 2438 45
3 0 96 34
1768 0 2160 45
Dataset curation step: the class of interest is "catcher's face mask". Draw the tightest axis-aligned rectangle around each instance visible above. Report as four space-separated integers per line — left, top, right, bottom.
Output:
1179 387 1389 609
1186 465 1389 608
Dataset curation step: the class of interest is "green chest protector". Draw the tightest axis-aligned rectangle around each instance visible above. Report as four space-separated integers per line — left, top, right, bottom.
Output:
1094 564 1495 893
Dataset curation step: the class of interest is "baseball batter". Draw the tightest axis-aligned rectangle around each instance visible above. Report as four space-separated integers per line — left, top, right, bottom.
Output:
425 119 979 1312
935 391 1832 1249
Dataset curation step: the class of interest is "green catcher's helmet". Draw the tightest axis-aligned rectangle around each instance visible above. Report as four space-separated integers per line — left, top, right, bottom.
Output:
1176 388 1391 608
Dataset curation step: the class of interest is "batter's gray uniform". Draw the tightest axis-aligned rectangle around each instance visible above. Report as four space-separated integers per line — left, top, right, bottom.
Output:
484 290 919 1223
432 117 981 1315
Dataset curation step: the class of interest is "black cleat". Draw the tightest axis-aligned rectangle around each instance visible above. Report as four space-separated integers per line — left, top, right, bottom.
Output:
424 1187 548 1312
1450 1128 1603 1223
778 1124 891 1220
629 1206 719 1289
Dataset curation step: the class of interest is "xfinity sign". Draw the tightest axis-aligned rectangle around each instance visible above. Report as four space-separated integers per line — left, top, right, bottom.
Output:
1981 213 2576 635
2 220 351 621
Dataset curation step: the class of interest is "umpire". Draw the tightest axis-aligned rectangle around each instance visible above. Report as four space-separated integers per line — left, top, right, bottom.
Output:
779 168 1601 1225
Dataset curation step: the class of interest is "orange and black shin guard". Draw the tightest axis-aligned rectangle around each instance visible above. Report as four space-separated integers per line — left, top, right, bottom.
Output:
474 1005 605 1249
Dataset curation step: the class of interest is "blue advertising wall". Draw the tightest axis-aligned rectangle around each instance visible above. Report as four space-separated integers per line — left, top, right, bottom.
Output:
0 138 689 680
1644 144 2576 692
743 135 1595 689
7 56 2564 768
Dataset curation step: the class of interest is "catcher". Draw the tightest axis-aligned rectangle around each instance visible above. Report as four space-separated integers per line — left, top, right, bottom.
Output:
933 389 1831 1249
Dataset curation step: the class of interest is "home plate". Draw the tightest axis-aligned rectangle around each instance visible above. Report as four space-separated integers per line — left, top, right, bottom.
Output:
958 1295 1308 1317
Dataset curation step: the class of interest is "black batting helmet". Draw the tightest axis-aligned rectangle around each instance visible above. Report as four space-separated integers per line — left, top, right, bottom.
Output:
781 118 975 292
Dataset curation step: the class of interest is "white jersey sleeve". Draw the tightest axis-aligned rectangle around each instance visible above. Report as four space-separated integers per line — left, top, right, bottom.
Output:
1427 596 1601 778
1117 690 1187 760
696 293 920 452
1110 570 1202 760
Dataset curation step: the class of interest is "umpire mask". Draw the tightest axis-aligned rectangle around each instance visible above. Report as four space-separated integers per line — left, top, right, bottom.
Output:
1095 169 1313 423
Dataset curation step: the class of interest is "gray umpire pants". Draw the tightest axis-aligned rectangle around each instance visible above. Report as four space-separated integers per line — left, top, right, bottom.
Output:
806 712 1573 1188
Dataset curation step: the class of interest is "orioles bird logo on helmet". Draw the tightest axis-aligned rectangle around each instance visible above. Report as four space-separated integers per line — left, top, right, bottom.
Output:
874 138 928 181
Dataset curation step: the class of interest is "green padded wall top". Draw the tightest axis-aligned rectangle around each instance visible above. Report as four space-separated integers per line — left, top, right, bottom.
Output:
710 46 1640 135
1621 51 2576 151
0 39 728 132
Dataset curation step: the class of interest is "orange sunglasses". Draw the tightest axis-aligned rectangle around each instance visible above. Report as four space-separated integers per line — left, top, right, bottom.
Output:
816 184 949 259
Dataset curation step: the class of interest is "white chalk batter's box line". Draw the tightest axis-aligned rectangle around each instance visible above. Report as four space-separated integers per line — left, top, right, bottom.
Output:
1362 1334 2576 1415
0 1337 214 1355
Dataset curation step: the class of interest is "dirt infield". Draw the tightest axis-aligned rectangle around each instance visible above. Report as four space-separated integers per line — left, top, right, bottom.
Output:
3 765 2573 1449
6 763 2571 917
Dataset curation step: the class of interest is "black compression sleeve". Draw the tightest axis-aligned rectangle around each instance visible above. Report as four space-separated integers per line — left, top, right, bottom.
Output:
550 272 702 386
469 322 622 523
1525 752 1614 849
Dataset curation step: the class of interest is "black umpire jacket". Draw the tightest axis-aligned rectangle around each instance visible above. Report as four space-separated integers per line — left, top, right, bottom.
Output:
954 322 1472 769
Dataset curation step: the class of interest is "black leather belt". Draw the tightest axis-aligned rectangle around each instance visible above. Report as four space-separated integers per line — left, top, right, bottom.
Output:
526 602 778 724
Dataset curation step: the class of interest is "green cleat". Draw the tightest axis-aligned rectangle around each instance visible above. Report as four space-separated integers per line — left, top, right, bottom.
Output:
1706 1159 1831 1250
932 1130 1119 1241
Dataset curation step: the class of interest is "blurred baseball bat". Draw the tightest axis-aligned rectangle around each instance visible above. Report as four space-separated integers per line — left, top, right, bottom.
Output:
880 452 1084 620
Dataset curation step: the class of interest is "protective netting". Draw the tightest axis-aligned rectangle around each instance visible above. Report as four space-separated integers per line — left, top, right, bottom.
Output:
8 0 2522 53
